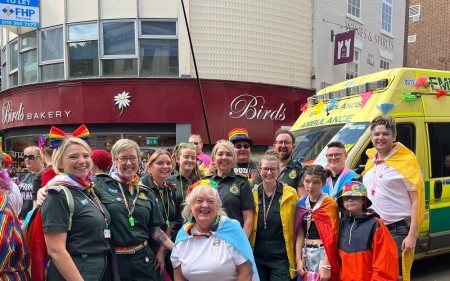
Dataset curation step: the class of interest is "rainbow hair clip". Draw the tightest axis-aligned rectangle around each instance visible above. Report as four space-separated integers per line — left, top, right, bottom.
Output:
38 134 47 149
188 179 219 194
49 124 90 149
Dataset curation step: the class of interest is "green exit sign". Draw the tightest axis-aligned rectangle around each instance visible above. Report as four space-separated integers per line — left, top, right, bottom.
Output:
146 137 158 146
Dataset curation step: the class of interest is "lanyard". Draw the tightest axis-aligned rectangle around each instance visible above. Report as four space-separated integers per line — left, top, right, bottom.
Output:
76 189 109 228
118 182 140 226
262 184 277 229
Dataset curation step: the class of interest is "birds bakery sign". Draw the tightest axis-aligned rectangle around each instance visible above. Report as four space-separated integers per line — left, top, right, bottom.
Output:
228 94 286 121
1 100 72 124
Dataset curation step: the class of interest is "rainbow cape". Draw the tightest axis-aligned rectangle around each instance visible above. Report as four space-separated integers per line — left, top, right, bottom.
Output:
294 194 339 281
362 142 424 281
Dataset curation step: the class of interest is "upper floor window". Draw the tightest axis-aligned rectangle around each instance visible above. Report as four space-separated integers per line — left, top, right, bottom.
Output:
346 49 359 80
21 32 37 85
381 0 393 33
68 22 99 78
9 40 19 87
347 0 361 19
102 21 136 56
41 27 64 81
139 20 178 77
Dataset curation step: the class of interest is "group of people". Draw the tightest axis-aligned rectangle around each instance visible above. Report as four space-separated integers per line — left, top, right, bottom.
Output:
0 115 423 281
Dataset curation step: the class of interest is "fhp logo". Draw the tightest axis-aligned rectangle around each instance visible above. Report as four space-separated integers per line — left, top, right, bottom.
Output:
2 5 14 16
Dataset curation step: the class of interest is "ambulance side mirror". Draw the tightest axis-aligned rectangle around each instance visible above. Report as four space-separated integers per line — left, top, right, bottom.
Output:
434 180 442 202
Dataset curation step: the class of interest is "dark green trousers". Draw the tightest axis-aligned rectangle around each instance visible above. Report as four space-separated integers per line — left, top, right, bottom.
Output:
47 255 106 280
116 244 157 281
254 240 291 281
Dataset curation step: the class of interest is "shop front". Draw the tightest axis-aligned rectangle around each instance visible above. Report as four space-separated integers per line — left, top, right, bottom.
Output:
1 78 312 169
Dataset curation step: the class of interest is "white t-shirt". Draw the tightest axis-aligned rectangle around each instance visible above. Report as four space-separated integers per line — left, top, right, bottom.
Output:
363 162 416 225
171 218 248 281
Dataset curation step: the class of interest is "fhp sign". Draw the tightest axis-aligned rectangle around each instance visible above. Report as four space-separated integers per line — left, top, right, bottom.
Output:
0 0 39 28
334 30 355 65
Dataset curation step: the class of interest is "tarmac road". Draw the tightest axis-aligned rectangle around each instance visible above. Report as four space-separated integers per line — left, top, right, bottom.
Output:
411 253 450 281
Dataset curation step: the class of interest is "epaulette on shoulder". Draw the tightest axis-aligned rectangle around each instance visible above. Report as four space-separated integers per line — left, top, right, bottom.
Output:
236 173 248 179
47 186 64 193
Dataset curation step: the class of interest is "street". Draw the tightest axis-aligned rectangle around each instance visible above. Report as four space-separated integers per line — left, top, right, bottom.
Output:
411 253 450 280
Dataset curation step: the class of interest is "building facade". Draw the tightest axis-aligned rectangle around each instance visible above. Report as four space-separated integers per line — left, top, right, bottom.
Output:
312 0 406 90
0 0 314 166
404 0 450 71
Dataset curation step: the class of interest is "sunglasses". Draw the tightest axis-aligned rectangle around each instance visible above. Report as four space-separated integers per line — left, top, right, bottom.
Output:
24 155 40 160
235 143 250 149
181 142 197 148
189 142 199 146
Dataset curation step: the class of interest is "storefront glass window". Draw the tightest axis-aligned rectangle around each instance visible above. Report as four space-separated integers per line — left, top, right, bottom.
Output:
69 41 99 78
89 134 121 151
102 59 137 77
103 22 135 56
125 134 176 151
139 39 178 77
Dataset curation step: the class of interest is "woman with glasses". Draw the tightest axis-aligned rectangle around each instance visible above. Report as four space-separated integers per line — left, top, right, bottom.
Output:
139 149 177 281
93 140 174 281
294 165 339 281
203 140 255 238
322 141 360 200
250 150 299 281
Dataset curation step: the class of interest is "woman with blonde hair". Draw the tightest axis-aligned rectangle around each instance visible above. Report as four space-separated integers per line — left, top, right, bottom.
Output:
41 129 116 280
251 150 299 281
171 179 259 281
203 140 255 237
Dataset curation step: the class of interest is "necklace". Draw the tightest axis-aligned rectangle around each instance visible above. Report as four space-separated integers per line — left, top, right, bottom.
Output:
117 182 140 227
159 187 171 227
262 184 277 229
76 189 110 238
371 161 389 196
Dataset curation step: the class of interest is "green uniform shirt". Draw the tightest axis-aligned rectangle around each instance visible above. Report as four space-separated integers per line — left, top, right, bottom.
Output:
167 172 189 226
92 174 165 247
42 186 111 255
255 182 284 240
204 170 255 226
254 158 304 188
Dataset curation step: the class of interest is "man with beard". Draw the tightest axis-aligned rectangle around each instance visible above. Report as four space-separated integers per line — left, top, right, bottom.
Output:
228 128 259 184
18 146 44 220
254 129 304 197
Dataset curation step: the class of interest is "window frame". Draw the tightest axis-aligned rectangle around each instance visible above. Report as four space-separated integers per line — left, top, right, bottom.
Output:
346 49 360 80
20 31 38 85
40 25 64 65
381 0 393 34
100 20 138 58
347 0 361 20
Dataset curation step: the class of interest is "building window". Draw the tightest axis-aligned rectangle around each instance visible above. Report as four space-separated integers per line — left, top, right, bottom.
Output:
1 47 6 90
68 22 99 78
20 32 37 85
346 49 359 80
409 5 420 22
9 40 19 87
347 0 361 19
102 21 136 56
102 59 137 77
139 20 178 77
381 0 393 33
380 59 390 70
41 27 64 81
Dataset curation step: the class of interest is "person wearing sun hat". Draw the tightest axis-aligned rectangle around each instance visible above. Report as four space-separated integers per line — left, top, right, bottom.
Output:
228 128 259 184
337 181 398 281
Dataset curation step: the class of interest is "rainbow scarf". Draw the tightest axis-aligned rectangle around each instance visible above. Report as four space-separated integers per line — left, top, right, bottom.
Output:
176 216 260 281
322 167 357 198
46 174 92 191
185 215 220 238
294 194 340 281
362 142 424 281
111 173 139 195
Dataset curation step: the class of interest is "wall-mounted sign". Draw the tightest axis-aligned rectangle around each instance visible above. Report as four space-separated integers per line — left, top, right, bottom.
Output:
114 91 131 116
146 137 158 146
1 100 71 125
0 0 40 28
334 30 355 65
229 94 286 121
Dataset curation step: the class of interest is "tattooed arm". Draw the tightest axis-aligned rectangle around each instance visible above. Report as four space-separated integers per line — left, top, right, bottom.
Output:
151 226 174 251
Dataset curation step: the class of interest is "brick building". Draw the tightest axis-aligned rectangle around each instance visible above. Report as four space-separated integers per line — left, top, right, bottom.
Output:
405 0 450 70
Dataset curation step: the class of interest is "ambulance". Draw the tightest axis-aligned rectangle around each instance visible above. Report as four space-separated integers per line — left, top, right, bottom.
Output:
290 68 450 259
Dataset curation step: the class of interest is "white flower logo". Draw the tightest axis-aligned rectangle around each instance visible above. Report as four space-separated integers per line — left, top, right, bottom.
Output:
114 91 131 116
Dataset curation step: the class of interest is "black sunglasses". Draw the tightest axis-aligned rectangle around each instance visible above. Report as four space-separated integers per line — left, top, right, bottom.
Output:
24 155 40 160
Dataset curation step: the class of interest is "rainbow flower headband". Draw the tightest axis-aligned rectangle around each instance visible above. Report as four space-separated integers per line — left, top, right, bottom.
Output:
188 179 219 194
